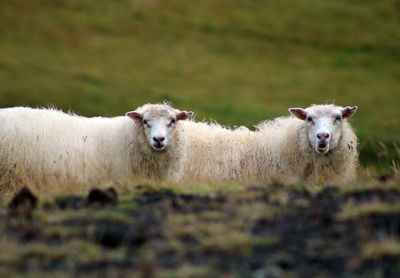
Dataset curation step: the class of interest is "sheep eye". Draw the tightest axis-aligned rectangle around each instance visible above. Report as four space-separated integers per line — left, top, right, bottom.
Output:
142 120 151 127
307 117 313 123
335 116 342 121
168 118 176 127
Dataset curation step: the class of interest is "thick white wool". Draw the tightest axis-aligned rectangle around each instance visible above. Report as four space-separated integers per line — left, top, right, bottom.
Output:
246 105 359 185
179 120 252 183
179 104 358 186
0 104 187 196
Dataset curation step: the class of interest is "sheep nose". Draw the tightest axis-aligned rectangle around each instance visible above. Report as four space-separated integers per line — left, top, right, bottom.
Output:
317 132 330 141
153 136 165 143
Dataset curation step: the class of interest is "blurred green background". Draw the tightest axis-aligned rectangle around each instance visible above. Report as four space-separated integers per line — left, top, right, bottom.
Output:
0 0 399 170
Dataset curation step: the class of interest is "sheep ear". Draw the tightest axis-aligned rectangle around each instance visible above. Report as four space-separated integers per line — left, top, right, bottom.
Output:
176 111 194 121
126 111 143 122
289 108 307 120
341 106 358 119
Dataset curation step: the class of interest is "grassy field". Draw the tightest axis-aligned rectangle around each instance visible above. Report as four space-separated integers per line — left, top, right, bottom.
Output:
0 2 400 276
0 0 399 169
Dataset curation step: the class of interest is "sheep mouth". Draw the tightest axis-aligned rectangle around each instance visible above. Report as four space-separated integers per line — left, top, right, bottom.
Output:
152 143 166 151
316 143 329 154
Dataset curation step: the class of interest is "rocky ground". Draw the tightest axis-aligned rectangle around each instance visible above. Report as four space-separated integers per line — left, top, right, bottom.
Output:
1 178 400 278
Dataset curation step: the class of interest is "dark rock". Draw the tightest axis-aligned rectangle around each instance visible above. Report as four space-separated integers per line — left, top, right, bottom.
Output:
87 187 118 206
94 222 131 248
8 187 38 218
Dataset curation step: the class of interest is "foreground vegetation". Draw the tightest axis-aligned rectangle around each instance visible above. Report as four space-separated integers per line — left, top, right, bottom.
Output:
0 0 399 169
1 175 400 278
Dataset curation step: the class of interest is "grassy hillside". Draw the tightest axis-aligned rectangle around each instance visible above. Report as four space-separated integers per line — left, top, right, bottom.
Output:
0 0 399 169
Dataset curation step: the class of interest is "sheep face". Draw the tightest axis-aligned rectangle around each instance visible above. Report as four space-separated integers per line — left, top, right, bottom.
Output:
289 105 357 155
126 105 193 151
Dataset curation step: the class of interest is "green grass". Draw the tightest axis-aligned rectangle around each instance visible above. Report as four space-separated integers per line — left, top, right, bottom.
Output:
0 0 399 169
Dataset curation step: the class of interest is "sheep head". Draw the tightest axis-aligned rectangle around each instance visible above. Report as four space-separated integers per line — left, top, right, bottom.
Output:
126 104 193 151
289 105 357 155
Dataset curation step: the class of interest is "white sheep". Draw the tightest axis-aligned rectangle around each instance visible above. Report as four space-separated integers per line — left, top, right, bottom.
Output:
125 103 193 182
179 104 358 186
0 104 192 197
245 104 359 186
